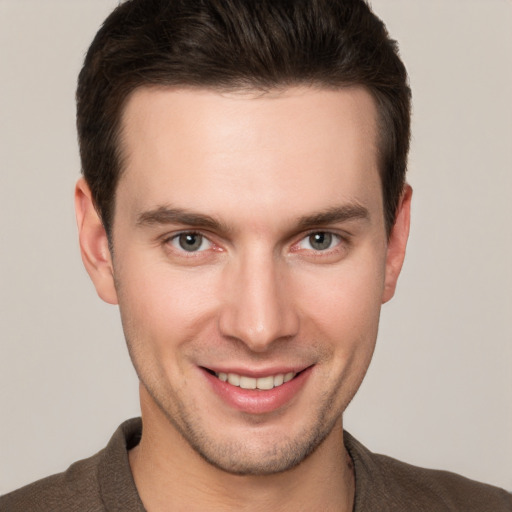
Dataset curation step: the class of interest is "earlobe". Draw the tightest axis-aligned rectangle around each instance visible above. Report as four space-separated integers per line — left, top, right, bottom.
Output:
75 178 118 305
382 184 412 304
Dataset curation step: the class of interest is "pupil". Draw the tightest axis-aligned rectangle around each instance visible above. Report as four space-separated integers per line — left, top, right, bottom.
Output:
179 233 202 251
310 232 332 250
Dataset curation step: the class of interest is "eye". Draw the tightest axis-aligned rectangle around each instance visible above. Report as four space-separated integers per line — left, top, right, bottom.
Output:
297 232 341 251
170 232 212 252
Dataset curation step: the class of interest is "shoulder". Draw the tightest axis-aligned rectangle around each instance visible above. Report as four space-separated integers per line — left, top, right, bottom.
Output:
370 451 512 511
0 418 144 512
344 431 512 512
0 451 105 512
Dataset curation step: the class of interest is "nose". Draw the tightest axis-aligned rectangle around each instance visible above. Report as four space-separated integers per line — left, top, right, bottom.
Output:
218 249 299 352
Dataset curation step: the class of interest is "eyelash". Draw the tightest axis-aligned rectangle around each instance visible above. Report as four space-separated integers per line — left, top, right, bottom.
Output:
164 231 215 255
162 230 349 257
294 231 343 252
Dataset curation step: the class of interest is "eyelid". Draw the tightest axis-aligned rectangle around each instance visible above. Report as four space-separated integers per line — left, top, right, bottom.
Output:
291 229 351 254
163 230 215 254
160 228 350 255
161 228 207 242
299 231 339 248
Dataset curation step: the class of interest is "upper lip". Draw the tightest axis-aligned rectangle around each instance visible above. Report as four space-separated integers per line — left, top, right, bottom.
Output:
201 365 312 378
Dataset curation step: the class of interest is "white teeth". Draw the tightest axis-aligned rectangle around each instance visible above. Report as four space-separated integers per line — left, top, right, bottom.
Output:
227 373 240 386
273 374 284 387
256 376 274 390
216 371 297 390
239 376 257 389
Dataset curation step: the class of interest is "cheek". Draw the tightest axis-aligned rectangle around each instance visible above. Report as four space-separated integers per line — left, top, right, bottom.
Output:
293 254 386 350
114 256 221 345
114 265 218 390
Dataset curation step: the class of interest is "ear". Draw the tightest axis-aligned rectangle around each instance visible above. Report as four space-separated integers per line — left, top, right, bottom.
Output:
75 178 118 305
382 184 412 304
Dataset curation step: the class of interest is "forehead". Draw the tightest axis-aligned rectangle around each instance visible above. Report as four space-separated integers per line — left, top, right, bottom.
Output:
116 86 382 229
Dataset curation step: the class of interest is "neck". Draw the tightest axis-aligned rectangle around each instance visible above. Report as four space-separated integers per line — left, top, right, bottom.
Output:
129 391 355 512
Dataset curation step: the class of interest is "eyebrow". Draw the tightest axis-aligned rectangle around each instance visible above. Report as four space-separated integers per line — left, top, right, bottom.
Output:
295 204 370 231
136 203 369 233
137 206 230 233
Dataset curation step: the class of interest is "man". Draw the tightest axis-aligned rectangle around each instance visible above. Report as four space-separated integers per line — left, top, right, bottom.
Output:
1 0 510 510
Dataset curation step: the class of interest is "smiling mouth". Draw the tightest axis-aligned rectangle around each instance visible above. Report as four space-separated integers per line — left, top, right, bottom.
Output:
204 369 300 390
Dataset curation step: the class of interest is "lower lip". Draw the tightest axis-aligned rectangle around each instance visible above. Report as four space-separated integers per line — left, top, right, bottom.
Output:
202 367 312 415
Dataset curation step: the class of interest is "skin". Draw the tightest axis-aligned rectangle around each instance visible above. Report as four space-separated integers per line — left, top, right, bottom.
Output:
75 86 411 511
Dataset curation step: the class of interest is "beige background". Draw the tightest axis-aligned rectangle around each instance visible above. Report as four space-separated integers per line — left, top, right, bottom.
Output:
1 0 511 494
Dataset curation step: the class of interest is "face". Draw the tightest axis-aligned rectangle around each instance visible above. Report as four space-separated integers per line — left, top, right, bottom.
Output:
77 86 410 475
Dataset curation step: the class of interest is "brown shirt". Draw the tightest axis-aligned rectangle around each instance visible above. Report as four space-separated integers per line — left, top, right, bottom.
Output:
1 418 511 511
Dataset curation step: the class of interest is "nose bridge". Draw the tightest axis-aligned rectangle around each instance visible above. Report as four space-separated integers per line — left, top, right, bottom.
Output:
219 245 298 351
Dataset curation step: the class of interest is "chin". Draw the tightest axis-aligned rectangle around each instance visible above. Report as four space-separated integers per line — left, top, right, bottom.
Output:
185 422 338 476
151 385 343 476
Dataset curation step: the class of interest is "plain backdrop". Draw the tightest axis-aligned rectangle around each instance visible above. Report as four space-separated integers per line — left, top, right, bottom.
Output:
1 0 511 495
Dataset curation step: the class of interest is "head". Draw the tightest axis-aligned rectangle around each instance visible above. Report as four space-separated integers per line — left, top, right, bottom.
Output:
75 0 412 477
77 0 411 239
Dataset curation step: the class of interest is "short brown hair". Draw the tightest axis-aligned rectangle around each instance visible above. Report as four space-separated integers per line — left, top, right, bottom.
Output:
77 0 411 236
